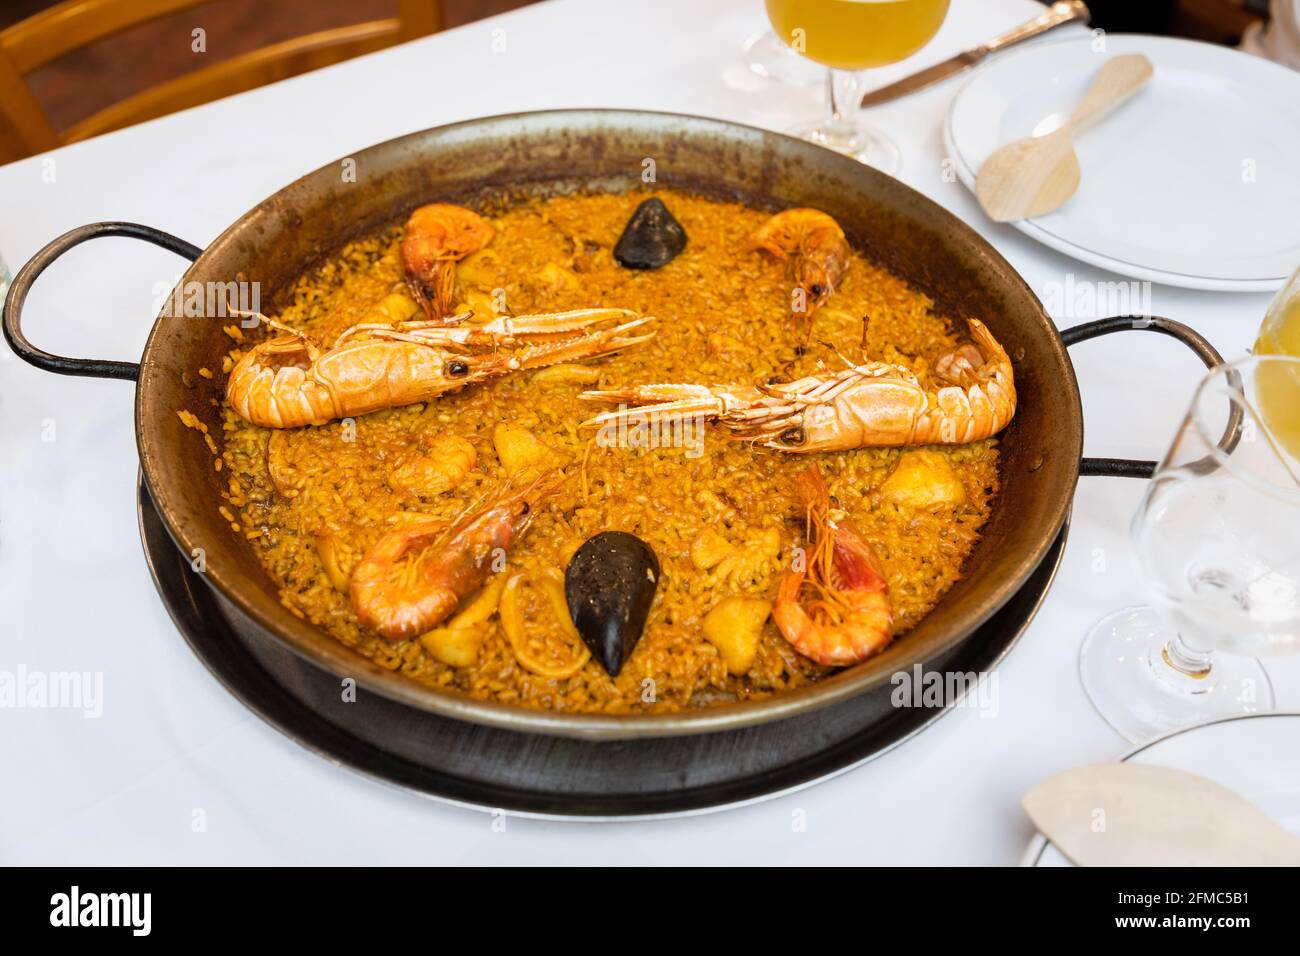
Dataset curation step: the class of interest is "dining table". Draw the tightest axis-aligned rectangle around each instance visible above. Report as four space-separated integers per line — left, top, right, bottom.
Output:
2 0 1295 865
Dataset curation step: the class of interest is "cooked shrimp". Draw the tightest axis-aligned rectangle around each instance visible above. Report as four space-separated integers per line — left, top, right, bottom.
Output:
388 435 477 498
350 472 565 642
746 208 851 331
580 318 1015 452
402 203 496 320
772 464 892 666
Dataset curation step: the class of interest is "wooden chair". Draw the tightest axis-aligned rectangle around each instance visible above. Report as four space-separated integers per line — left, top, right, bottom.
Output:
0 0 443 163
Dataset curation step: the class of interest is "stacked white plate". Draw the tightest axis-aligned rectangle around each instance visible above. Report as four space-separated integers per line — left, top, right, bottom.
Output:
945 35 1300 291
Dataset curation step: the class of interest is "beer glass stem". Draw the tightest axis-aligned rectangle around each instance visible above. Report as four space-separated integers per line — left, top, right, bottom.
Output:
791 69 900 173
1161 633 1213 679
820 69 858 148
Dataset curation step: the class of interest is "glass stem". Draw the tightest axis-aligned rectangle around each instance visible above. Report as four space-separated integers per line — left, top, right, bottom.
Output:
823 69 860 135
1162 632 1214 679
817 69 862 150
825 68 844 125
796 67 898 172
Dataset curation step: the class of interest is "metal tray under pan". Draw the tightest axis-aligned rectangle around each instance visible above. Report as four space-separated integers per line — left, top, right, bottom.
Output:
140 477 1068 819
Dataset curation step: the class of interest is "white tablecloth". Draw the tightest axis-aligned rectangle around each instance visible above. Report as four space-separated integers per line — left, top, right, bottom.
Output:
2 0 1293 865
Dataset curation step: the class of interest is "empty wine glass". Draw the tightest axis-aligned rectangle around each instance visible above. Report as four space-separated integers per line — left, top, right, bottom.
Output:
1080 355 1300 742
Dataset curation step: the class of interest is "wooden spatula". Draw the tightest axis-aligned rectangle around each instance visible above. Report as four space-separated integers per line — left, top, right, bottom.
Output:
1023 762 1300 867
976 53 1154 222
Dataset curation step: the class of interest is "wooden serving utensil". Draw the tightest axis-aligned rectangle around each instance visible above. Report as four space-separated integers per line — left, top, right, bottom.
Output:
1023 763 1300 867
976 53 1154 222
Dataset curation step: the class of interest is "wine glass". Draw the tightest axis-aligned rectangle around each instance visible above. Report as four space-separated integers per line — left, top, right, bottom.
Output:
763 0 951 172
1080 355 1300 742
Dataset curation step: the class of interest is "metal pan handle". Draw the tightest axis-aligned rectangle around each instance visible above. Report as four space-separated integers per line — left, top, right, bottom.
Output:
1061 315 1227 479
3 222 202 383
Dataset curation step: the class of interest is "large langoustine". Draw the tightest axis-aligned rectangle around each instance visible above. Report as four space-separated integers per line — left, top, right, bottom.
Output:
227 307 653 429
580 318 1015 453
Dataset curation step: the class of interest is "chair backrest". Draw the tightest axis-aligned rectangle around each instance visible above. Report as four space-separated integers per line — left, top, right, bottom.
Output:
0 0 443 163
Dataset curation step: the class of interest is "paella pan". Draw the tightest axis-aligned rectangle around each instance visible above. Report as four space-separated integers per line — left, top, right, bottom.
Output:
2 110 1221 739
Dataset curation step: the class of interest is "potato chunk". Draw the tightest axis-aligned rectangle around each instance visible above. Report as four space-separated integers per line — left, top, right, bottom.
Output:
880 450 967 510
456 248 500 288
420 622 488 668
493 423 564 477
462 289 504 321
702 596 772 675
690 528 733 571
418 577 505 669
368 291 419 324
534 261 579 291
448 576 506 629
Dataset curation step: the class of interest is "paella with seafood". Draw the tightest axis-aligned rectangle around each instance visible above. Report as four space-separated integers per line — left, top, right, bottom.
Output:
189 188 1015 714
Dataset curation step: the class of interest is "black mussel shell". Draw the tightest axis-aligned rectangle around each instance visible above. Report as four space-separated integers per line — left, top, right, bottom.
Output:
564 531 660 676
613 198 687 270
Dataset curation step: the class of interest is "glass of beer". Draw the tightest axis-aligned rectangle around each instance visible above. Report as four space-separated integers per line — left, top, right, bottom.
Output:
764 0 950 172
1255 263 1300 460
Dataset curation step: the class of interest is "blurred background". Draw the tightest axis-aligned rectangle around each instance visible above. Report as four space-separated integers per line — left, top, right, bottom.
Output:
0 1 525 142
0 0 1278 163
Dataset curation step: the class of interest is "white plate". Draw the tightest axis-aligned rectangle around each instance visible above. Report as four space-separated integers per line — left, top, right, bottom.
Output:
1022 712 1300 866
945 34 1300 291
